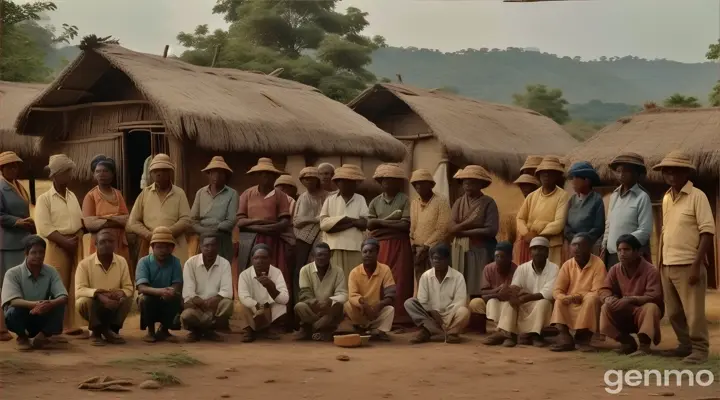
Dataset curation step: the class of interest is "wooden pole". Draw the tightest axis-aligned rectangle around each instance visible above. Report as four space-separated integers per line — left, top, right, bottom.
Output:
162 45 169 58
211 45 220 67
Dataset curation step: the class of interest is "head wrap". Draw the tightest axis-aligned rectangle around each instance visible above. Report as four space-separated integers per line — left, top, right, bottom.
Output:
90 154 116 175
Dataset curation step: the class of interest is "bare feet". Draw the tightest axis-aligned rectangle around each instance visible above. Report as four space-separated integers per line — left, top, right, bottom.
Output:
31 332 49 349
0 331 13 341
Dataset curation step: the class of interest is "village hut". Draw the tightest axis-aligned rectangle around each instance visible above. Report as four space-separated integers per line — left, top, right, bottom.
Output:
568 107 720 288
348 83 578 234
13 44 407 204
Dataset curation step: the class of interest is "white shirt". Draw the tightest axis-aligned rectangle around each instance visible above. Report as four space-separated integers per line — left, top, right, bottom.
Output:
182 254 233 302
511 260 559 300
417 268 467 315
319 193 369 251
238 265 289 322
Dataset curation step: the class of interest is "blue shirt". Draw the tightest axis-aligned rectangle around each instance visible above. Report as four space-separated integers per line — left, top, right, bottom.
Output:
135 254 183 289
602 184 653 254
565 191 605 244
1 263 68 308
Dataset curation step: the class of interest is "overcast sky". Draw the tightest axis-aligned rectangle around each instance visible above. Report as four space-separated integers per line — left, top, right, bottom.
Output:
38 0 720 62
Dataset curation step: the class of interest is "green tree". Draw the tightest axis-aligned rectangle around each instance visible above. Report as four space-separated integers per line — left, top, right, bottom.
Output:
512 84 570 124
177 0 385 102
706 39 720 61
663 93 702 108
709 82 720 107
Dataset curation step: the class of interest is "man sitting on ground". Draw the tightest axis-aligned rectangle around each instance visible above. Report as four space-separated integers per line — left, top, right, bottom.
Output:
468 241 517 332
345 239 396 341
238 244 290 342
294 242 347 341
550 233 606 352
181 232 233 342
405 243 469 344
599 234 663 356
75 229 134 345
484 237 558 348
2 235 68 351
136 227 183 343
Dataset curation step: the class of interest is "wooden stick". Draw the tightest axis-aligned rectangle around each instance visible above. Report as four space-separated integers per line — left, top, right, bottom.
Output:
163 45 169 58
211 45 220 67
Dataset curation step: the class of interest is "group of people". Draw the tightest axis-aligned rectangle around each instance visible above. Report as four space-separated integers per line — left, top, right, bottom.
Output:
0 149 713 364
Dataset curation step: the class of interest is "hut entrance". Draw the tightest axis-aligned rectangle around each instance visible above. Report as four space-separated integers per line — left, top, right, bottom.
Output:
123 129 167 203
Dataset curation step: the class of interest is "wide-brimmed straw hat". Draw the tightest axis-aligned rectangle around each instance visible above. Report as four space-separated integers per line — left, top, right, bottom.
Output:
410 169 435 184
0 151 23 168
150 226 175 245
652 151 696 172
298 166 320 180
275 174 297 188
520 155 543 174
373 163 406 182
609 152 646 173
567 161 601 186
149 153 175 172
513 173 539 187
453 165 492 185
202 156 233 174
332 164 365 182
247 157 283 175
46 154 76 178
534 156 565 175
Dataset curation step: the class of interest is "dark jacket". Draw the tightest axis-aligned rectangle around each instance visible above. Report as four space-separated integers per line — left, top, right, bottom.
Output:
0 180 31 250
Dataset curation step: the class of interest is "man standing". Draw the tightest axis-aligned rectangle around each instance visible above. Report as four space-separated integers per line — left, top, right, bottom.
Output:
468 241 517 333
294 243 347 341
345 239 396 341
75 229 134 345
2 236 67 351
405 243 469 344
599 234 663 356
653 151 713 364
318 163 337 193
136 227 183 343
550 233 606 352
483 237 558 348
181 232 234 342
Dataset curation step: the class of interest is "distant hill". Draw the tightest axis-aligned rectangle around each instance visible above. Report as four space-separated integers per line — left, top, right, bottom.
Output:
368 47 717 105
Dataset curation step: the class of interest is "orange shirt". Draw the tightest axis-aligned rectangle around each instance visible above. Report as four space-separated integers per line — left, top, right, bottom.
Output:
553 254 607 301
82 186 130 254
347 262 395 308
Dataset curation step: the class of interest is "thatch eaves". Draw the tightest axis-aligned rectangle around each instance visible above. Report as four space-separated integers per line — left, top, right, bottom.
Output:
0 81 43 157
14 45 406 161
348 83 578 180
568 107 720 183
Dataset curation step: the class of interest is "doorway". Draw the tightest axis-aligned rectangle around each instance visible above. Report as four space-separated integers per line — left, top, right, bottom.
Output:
124 130 152 204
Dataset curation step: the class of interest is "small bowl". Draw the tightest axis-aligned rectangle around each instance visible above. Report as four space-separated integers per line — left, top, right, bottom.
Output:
334 334 362 348
359 335 371 346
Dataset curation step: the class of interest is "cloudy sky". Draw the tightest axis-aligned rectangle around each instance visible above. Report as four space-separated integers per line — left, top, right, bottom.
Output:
38 0 720 62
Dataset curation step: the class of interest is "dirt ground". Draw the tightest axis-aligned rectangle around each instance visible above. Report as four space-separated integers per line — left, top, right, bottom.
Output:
0 313 718 400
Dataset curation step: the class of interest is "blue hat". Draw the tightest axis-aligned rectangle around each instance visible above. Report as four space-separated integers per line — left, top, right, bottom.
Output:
568 161 601 186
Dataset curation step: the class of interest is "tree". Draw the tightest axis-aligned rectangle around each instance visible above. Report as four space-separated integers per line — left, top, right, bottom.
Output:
177 0 385 102
512 84 570 124
706 39 720 61
709 82 720 107
663 93 701 108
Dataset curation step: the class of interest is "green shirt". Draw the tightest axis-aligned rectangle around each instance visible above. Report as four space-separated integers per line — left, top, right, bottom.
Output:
368 192 411 220
1 263 68 308
135 254 183 289
298 262 348 305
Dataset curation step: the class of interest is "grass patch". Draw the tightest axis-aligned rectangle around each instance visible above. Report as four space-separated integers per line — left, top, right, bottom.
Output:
147 370 182 386
108 352 203 368
586 351 720 374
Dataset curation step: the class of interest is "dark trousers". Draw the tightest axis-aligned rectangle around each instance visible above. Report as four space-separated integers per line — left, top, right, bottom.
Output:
4 305 65 338
139 294 182 331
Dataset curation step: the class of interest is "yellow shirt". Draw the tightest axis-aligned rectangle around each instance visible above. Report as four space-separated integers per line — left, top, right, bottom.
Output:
348 262 395 308
75 253 134 299
516 186 569 247
553 254 607 301
661 181 715 266
410 193 451 247
34 185 83 237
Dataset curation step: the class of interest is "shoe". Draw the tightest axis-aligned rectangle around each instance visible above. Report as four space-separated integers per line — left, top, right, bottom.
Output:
682 352 709 365
531 336 548 348
240 328 255 343
204 331 225 342
372 331 391 342
409 328 431 344
16 336 31 352
186 331 201 343
445 334 461 344
142 333 158 343
90 332 106 346
659 346 692 358
482 333 506 346
293 326 313 341
104 331 126 345
502 338 517 347
264 328 282 341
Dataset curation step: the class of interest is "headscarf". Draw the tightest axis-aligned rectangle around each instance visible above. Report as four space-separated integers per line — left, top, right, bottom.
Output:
90 154 116 175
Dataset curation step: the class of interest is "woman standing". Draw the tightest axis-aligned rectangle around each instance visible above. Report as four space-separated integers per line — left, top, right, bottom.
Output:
449 165 499 297
0 151 35 341
563 161 604 262
82 155 130 268
293 167 328 267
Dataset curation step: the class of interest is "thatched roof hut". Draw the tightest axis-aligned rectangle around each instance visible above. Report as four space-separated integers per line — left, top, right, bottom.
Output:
349 83 577 181
0 81 43 158
13 44 406 202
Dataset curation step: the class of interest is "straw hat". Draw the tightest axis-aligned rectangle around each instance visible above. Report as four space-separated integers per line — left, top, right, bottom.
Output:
652 151 696 172
46 154 76 178
609 152 646 173
373 163 406 181
247 157 282 175
0 151 23 168
274 174 297 188
520 155 543 173
410 168 435 184
332 164 365 182
534 156 565 175
149 153 175 172
150 226 175 245
202 156 233 173
513 173 539 187
453 165 492 185
298 166 320 180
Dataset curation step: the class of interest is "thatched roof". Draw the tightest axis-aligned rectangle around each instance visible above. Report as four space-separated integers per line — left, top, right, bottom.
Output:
0 81 43 157
14 45 406 161
568 107 720 183
348 83 577 180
